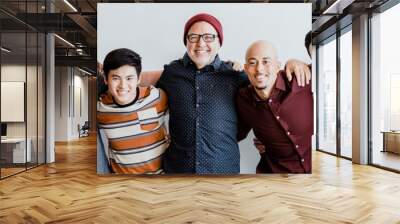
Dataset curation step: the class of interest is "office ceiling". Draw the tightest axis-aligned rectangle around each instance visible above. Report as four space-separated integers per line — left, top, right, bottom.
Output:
0 0 392 72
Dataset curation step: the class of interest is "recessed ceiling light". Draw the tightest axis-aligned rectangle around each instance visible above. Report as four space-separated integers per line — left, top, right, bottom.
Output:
78 67 92 76
1 47 11 53
63 0 78 12
322 0 354 15
54 34 75 48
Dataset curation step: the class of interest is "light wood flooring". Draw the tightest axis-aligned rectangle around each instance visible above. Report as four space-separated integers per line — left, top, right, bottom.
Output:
1 167 25 178
0 135 400 223
1 163 43 178
372 151 400 171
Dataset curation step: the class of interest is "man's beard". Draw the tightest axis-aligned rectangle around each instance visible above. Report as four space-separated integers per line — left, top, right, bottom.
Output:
255 85 267 90
254 73 270 90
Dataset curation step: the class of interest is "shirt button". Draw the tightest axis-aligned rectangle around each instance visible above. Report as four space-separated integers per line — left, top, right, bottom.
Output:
269 99 273 103
196 104 199 108
301 158 305 163
196 86 199 90
287 131 291 135
276 116 280 120
196 122 199 126
295 145 299 148
196 162 200 166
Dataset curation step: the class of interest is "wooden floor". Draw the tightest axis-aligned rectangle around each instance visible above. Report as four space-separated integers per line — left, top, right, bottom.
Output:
1 163 43 178
372 151 400 171
1 167 26 178
1 136 400 223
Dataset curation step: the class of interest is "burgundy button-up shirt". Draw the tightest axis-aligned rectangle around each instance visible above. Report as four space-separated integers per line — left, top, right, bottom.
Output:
236 70 313 173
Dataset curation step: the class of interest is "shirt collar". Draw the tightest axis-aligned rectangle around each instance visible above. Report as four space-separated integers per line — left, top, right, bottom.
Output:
183 53 221 71
249 71 288 104
274 70 287 91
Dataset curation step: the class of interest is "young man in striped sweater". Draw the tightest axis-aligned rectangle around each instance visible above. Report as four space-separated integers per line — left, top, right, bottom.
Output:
97 48 169 174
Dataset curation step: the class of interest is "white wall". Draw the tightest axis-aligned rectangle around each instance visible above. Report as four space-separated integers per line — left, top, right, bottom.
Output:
98 3 311 173
1 65 25 139
72 72 89 138
98 3 311 68
55 66 68 141
1 65 32 138
54 67 89 141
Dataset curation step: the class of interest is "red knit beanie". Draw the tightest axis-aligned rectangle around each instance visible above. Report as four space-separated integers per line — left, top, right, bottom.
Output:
183 13 223 46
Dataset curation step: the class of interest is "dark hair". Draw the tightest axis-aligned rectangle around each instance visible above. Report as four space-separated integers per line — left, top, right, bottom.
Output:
305 31 312 57
103 48 142 78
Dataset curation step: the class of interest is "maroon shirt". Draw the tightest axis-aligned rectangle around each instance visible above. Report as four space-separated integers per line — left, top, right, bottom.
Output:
236 70 313 173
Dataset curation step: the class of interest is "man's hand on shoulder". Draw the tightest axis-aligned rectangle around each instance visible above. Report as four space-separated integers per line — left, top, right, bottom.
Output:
227 60 244 72
285 59 311 87
253 138 266 154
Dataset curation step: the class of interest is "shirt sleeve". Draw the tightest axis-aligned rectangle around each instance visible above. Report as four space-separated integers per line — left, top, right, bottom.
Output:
220 61 249 87
156 65 168 90
291 76 313 94
237 117 252 142
237 71 249 87
97 130 111 174
289 74 314 136
236 93 252 141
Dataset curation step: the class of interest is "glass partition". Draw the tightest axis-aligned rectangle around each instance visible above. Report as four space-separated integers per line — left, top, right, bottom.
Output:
1 31 28 177
0 1 46 179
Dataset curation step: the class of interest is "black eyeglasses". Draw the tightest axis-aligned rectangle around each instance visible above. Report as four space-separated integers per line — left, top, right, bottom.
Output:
187 33 217 43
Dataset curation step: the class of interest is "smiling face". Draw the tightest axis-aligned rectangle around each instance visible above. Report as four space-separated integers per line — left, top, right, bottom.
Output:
186 21 220 69
105 65 138 105
244 41 280 91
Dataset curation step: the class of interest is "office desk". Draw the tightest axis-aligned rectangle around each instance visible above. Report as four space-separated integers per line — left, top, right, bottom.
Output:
1 138 31 163
382 131 400 154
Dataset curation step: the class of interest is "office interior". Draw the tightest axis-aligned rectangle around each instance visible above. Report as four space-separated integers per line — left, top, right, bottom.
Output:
0 0 399 222
0 0 97 179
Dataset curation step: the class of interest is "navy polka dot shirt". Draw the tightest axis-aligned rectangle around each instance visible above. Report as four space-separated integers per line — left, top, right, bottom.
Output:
158 53 248 174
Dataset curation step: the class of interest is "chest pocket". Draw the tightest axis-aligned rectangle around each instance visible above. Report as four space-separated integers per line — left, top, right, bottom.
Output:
137 107 161 131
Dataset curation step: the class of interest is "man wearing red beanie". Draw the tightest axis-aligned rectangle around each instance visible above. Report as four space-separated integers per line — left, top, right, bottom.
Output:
183 13 224 46
150 13 311 174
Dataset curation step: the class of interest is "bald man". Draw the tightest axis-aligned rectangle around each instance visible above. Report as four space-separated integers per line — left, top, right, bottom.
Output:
236 40 313 173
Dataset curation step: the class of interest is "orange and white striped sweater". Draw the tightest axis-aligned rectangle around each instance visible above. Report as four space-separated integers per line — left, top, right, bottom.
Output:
97 86 168 174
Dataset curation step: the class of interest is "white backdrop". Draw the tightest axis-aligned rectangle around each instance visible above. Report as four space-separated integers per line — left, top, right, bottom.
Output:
98 3 311 173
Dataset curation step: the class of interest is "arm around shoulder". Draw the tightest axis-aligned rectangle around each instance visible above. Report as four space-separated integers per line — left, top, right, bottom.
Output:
139 70 163 87
236 89 252 141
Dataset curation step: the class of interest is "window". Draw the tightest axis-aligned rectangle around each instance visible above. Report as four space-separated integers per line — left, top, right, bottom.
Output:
339 29 352 158
317 36 337 154
370 3 400 171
